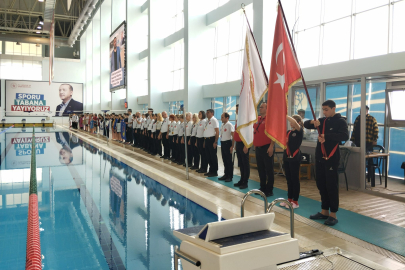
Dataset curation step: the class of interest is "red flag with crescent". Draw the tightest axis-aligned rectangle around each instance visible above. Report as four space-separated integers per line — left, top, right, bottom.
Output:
265 6 302 149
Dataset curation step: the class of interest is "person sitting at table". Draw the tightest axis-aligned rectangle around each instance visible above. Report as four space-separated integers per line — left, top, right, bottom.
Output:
350 105 379 151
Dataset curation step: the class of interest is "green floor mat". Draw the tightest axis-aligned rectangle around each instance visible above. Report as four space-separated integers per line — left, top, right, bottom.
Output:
207 175 405 257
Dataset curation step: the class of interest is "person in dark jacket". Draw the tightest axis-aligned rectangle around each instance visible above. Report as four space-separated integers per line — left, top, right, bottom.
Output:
304 100 349 226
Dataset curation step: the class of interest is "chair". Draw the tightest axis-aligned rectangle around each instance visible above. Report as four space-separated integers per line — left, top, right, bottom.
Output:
299 153 312 180
338 148 351 191
369 145 385 185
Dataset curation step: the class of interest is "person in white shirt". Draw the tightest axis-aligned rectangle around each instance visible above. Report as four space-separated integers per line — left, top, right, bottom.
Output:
147 114 155 153
203 109 219 177
172 115 180 161
168 114 176 159
155 113 163 156
176 115 185 164
183 112 193 167
71 113 79 129
189 113 200 169
159 111 170 158
195 111 207 173
151 114 157 155
135 112 142 147
126 109 133 145
219 112 235 182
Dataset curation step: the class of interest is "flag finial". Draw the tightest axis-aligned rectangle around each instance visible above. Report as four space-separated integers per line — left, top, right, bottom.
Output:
241 3 245 10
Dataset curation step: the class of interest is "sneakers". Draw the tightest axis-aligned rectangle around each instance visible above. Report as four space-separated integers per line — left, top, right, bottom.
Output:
288 202 299 209
280 199 293 207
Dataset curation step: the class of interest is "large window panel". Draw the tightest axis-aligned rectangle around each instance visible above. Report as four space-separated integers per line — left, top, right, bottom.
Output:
351 82 386 124
214 55 227 84
325 84 348 117
392 1 405 53
296 27 320 68
354 6 389 59
356 0 388 13
324 0 352 22
297 0 322 30
389 127 405 178
322 18 351 65
227 51 242 82
389 90 405 120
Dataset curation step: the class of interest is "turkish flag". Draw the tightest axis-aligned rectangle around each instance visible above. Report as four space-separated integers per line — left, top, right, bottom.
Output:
265 6 302 149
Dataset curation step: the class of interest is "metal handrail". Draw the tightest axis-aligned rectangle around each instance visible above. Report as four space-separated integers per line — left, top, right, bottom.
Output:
241 189 268 217
174 246 201 269
267 198 295 238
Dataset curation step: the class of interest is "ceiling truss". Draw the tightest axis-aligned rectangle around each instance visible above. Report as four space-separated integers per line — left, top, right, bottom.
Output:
0 0 85 38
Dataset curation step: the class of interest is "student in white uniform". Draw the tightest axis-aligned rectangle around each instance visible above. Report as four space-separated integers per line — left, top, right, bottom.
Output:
177 115 185 165
190 113 199 169
196 111 207 173
147 114 155 153
159 111 170 158
167 114 175 159
151 114 157 155
156 113 163 156
171 115 180 161
183 112 193 167
219 112 235 182
203 109 219 177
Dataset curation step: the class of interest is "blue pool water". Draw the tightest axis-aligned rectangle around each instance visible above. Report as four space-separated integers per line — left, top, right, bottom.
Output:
0 127 220 269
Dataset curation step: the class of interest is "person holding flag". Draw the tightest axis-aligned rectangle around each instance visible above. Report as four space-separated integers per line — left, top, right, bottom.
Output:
304 100 349 226
237 6 269 190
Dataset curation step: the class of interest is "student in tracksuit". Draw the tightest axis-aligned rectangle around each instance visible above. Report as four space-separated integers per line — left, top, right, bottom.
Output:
190 113 199 169
280 115 304 209
219 112 234 182
304 100 349 226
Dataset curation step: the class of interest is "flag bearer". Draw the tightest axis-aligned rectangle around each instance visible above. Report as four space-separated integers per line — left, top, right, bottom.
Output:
253 102 275 197
219 112 234 182
280 115 303 209
304 100 349 226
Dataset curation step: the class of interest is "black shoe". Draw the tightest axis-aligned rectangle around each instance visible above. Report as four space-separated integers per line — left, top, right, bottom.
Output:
183 164 186 167
224 178 232 182
203 172 210 176
265 191 273 197
207 173 218 177
160 156 165 158
324 217 338 226
190 166 198 170
238 184 248 189
234 181 242 187
218 175 227 180
258 188 267 194
199 170 207 174
310 212 329 220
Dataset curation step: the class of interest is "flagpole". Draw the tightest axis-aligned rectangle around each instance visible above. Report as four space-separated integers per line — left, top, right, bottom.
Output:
277 0 320 134
242 5 269 84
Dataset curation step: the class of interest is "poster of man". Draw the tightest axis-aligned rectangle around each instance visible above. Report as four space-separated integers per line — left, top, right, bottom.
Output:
55 84 83 116
110 22 126 91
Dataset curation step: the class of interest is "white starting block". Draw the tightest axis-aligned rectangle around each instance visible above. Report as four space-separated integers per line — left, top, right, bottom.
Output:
173 213 299 270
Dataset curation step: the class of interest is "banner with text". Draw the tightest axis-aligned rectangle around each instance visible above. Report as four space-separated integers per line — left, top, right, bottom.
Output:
5 80 83 117
110 22 126 91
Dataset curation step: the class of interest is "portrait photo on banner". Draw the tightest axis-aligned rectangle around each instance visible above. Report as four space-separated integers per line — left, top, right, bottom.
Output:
5 80 83 117
109 21 126 91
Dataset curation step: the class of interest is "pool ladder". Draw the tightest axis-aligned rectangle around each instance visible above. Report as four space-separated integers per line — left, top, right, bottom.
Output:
240 189 295 238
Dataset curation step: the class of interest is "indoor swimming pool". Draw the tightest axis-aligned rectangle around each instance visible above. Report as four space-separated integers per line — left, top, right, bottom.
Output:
0 127 220 270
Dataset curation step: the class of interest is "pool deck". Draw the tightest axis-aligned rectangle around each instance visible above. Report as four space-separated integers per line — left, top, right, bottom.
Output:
64 126 405 270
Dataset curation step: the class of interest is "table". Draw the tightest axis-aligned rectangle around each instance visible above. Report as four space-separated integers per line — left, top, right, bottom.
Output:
365 152 390 188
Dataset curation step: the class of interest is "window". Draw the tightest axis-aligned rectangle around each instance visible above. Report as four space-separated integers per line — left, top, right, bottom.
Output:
0 59 42 80
169 101 183 115
392 1 405 53
322 17 351 65
389 90 405 121
213 5 252 84
326 84 349 117
169 0 184 35
139 15 149 52
170 41 184 91
295 27 320 68
291 85 320 141
4 41 42 56
139 59 148 96
354 6 389 59
389 127 405 178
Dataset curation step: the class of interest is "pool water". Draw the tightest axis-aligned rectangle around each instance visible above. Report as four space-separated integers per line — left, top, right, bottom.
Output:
0 128 220 270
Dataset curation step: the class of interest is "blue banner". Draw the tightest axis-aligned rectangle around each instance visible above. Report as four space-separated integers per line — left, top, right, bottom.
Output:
121 120 126 141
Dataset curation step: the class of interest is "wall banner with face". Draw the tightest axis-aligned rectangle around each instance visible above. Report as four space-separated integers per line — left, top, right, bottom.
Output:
5 80 83 117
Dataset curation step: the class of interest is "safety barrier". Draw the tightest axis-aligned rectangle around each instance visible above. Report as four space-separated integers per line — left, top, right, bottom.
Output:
25 127 42 270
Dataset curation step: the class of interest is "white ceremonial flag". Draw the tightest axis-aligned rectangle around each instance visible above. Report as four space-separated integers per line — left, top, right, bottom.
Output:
237 28 268 148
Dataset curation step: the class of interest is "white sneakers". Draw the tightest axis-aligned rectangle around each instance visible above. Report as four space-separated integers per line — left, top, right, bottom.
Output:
280 201 299 209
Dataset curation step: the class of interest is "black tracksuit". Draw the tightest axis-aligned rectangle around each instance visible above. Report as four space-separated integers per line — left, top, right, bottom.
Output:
283 128 303 201
304 113 349 213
